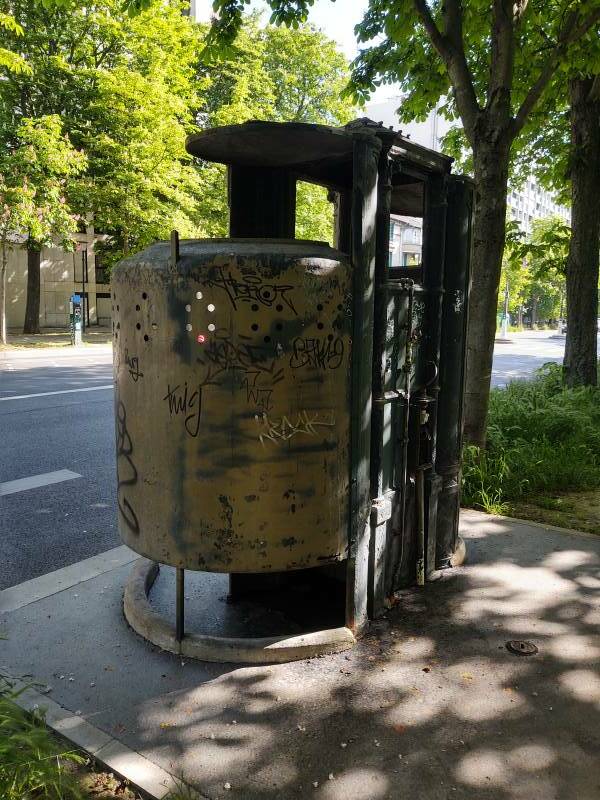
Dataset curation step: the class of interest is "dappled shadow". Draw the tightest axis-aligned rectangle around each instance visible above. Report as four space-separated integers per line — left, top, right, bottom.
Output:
121 511 600 799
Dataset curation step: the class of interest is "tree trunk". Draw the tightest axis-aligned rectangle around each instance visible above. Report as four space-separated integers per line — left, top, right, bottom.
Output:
23 244 41 334
564 77 600 388
531 295 538 328
0 242 7 345
463 143 510 448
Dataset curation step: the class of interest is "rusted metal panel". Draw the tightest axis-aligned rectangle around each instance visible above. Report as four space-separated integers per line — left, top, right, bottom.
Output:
113 239 352 573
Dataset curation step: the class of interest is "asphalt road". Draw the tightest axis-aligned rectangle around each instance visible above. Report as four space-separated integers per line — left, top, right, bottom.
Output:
0 346 116 589
0 330 593 590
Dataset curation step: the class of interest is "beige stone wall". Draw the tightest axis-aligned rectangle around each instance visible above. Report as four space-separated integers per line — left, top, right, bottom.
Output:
6 230 111 329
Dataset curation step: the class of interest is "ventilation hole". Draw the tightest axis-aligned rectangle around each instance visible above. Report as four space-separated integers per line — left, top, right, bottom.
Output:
117 322 120 330
196 291 203 300
263 335 271 343
186 323 192 332
135 304 140 312
116 305 119 311
251 323 259 332
142 292 148 300
337 304 343 311
317 322 324 330
291 503 296 513
208 323 216 332
143 334 149 342
136 323 141 330
207 303 215 312
276 304 283 312
327 333 334 341
275 323 283 331
185 304 191 312
115 331 118 339
317 303 323 311
251 304 259 312
113 292 116 300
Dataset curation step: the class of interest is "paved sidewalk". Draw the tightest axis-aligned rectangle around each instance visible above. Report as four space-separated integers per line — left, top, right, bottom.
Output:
1 510 599 799
2 325 112 348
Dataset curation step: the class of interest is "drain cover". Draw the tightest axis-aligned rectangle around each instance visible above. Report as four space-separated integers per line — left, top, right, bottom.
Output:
506 640 538 656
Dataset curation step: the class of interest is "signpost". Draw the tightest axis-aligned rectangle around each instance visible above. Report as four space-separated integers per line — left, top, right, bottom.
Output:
70 294 82 346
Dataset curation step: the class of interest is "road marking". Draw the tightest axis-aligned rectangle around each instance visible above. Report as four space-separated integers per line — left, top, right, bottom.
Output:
0 384 112 402
0 469 82 496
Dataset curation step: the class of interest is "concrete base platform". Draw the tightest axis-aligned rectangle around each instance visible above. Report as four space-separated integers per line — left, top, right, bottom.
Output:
124 560 355 664
2 510 600 799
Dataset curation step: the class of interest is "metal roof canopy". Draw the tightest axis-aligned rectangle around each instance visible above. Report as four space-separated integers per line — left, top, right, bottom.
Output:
186 119 454 218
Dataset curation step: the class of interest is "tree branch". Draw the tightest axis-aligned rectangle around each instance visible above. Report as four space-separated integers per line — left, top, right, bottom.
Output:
412 0 480 143
512 6 600 136
412 0 450 60
487 0 515 107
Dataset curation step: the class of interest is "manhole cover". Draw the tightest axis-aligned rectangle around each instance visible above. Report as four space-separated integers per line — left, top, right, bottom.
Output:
506 640 538 656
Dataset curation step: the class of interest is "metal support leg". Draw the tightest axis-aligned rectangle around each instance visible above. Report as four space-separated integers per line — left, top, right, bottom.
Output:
176 567 185 642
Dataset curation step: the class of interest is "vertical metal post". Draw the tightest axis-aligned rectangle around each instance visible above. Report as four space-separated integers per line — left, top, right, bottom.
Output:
82 248 87 332
435 177 473 568
346 131 382 635
368 144 395 617
176 567 184 642
170 230 180 265
420 174 448 580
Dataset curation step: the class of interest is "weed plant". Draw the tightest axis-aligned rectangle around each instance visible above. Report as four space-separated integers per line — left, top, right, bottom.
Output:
0 676 85 799
462 363 600 513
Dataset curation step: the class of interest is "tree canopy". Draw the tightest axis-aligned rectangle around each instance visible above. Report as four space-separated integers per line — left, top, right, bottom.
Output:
0 2 351 266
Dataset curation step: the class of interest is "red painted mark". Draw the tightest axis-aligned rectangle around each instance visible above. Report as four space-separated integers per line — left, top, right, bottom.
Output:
197 334 206 344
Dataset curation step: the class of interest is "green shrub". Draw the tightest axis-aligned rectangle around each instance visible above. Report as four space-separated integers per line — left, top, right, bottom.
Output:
0 676 85 800
463 362 600 512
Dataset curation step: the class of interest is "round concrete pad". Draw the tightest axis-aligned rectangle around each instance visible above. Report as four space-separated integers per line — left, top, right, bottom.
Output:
123 559 355 664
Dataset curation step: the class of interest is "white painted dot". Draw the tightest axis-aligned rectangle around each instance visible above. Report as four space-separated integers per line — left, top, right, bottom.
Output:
208 323 216 332
185 304 191 312
207 303 215 312
195 291 203 300
186 323 192 332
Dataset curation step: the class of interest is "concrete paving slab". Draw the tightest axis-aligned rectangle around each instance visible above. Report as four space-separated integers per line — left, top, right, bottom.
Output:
0 545 137 613
1 510 599 800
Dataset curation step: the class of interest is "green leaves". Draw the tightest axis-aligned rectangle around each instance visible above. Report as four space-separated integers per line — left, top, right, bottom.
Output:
0 115 84 254
0 0 352 268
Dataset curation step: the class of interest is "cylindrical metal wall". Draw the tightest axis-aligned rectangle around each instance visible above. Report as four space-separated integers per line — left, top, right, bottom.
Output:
112 239 352 573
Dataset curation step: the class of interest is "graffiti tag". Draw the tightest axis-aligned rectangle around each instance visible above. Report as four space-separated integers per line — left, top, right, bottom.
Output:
207 268 297 314
125 349 143 382
116 400 140 534
163 382 202 438
289 336 344 370
256 410 336 446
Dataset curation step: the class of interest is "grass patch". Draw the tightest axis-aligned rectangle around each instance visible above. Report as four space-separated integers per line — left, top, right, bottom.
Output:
0 680 86 800
462 362 600 531
507 489 600 534
0 675 196 799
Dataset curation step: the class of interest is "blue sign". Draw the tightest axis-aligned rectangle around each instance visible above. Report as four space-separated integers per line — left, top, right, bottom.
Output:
71 294 81 304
